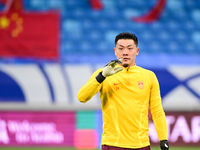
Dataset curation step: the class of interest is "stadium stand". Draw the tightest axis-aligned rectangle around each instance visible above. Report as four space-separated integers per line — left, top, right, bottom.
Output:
1 0 200 66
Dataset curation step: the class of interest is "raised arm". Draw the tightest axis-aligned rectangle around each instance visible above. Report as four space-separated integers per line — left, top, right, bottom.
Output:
77 69 102 103
77 58 123 103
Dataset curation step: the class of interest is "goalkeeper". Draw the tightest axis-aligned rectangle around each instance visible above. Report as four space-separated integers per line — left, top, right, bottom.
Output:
77 32 169 150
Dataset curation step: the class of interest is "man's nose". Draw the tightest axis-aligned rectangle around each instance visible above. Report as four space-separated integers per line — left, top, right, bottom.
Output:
123 49 129 56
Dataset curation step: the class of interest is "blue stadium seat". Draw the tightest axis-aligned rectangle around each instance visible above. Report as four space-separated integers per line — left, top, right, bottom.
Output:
22 0 200 63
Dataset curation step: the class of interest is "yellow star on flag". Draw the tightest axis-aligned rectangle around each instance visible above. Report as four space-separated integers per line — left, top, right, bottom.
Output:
0 15 10 29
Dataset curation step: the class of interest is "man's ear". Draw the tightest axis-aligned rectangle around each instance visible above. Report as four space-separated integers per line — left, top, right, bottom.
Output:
136 47 139 55
114 47 117 56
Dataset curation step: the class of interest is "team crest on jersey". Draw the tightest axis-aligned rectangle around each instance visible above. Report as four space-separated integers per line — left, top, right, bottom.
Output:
138 81 144 89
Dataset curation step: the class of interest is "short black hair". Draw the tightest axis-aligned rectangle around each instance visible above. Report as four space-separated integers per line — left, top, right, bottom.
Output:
115 32 138 46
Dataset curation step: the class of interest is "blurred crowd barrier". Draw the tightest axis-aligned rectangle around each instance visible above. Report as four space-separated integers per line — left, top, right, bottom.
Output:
0 64 200 111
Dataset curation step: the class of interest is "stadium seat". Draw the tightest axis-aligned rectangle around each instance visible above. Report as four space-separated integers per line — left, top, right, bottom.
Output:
21 0 200 63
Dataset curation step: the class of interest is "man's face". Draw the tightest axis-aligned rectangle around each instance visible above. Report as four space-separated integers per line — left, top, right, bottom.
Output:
114 39 139 67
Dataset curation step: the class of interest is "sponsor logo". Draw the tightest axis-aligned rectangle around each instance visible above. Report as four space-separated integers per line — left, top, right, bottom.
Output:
165 143 168 148
113 83 121 86
149 112 200 146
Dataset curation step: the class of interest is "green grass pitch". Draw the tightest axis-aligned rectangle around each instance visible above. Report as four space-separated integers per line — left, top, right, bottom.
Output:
0 147 199 150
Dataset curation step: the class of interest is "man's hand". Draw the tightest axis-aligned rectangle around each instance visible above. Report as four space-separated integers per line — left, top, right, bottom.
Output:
96 58 123 83
102 58 123 77
160 140 169 150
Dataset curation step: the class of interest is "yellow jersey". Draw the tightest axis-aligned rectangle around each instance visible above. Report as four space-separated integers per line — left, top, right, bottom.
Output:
77 64 168 148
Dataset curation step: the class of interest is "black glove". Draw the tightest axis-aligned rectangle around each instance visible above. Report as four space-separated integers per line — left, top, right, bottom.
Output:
160 140 169 150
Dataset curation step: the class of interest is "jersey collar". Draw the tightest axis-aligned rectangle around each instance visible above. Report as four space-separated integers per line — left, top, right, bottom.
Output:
117 63 139 72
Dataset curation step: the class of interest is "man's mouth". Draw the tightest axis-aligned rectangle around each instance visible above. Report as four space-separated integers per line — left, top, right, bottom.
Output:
123 58 130 61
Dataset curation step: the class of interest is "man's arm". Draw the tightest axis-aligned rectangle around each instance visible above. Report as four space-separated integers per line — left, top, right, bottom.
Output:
149 71 169 150
77 69 103 103
77 58 123 103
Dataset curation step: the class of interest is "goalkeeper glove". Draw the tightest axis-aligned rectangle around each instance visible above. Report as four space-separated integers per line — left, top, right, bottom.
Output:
96 58 123 83
160 140 169 150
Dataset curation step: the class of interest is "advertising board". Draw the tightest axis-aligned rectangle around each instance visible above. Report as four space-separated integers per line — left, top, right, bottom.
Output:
0 64 200 111
150 111 200 146
0 111 200 148
0 111 75 146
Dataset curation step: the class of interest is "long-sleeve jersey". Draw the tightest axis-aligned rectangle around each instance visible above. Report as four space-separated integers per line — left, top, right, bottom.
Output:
77 64 168 149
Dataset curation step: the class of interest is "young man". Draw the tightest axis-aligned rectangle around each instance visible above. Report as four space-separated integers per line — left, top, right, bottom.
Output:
77 32 169 150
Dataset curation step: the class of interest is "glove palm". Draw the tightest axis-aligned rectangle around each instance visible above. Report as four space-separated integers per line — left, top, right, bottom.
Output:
95 58 123 83
102 59 123 77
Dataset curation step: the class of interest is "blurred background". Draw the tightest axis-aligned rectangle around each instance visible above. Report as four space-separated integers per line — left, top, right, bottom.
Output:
0 0 200 149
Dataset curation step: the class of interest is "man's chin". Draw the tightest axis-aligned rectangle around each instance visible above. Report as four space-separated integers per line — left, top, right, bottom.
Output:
123 63 129 67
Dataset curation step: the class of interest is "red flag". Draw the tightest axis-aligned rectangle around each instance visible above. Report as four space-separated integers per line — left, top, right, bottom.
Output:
132 0 166 23
0 0 60 60
89 0 103 10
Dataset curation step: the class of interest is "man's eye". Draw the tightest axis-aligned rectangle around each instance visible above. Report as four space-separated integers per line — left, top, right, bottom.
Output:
119 48 123 50
129 48 133 50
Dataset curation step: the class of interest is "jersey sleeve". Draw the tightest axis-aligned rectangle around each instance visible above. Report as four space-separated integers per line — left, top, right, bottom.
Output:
149 71 168 141
77 68 103 103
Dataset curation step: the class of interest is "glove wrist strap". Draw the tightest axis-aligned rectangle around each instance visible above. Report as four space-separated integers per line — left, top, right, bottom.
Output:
96 71 106 83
